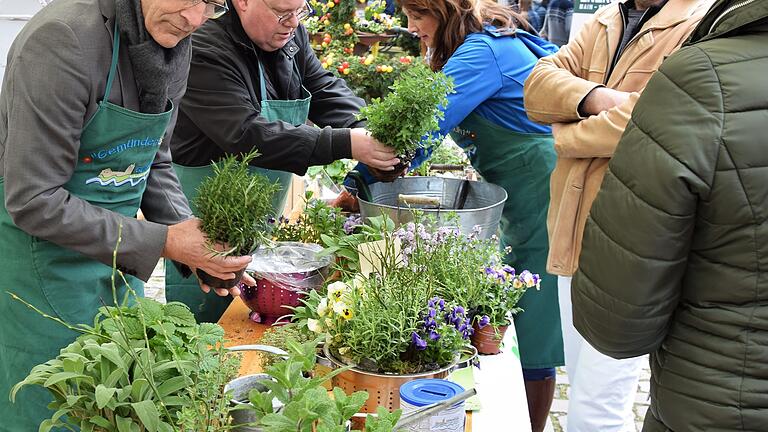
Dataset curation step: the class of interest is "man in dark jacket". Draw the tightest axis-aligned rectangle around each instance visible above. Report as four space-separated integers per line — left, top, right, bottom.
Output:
572 0 768 430
168 0 399 323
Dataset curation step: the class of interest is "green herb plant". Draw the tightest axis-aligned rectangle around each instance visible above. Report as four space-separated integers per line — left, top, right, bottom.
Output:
358 63 454 160
306 159 357 187
319 215 392 275
9 229 240 432
242 338 401 432
273 191 346 245
193 150 280 257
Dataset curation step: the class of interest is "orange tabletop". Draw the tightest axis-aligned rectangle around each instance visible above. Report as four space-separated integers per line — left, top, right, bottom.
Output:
219 296 269 376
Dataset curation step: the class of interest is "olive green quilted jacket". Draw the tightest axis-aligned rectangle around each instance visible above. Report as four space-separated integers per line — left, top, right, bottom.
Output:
571 0 768 430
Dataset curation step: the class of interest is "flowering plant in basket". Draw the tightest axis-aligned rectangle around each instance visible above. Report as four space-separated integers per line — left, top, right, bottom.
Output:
293 218 474 375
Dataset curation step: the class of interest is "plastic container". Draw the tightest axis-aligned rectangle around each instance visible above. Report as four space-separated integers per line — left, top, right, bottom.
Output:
399 379 466 432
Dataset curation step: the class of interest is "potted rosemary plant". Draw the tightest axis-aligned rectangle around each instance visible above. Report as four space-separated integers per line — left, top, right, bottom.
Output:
193 151 281 288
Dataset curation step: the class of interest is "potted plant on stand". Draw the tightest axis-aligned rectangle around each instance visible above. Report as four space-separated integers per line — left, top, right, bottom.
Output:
228 338 402 432
193 151 280 288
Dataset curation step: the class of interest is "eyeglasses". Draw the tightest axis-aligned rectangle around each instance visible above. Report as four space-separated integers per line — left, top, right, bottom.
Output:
261 0 314 24
183 0 229 19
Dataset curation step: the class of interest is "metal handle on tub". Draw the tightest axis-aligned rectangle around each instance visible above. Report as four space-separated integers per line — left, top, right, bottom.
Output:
398 194 441 206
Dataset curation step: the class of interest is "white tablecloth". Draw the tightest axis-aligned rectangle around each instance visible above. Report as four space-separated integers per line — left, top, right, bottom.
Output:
468 322 532 431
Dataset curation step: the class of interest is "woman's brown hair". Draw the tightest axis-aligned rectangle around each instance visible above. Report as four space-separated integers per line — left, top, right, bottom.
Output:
398 0 531 71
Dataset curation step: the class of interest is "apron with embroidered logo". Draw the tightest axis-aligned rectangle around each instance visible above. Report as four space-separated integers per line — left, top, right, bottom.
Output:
451 112 564 370
0 24 174 430
166 60 311 323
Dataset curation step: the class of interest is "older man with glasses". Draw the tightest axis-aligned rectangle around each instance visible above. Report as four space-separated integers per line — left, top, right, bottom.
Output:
166 0 400 322
0 0 244 429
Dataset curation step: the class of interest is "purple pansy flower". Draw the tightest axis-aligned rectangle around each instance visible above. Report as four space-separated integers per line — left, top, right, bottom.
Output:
412 332 427 350
478 315 490 328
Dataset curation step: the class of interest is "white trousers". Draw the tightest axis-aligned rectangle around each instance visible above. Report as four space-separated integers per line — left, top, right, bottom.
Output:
559 276 644 432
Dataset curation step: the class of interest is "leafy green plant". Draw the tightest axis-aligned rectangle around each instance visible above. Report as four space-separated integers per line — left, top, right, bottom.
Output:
193 151 280 257
306 159 357 187
319 215 391 275
272 191 346 245
256 324 315 369
241 338 401 432
9 231 240 432
358 63 454 159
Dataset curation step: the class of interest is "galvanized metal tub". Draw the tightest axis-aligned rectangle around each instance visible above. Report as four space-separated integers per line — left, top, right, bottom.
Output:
358 177 507 239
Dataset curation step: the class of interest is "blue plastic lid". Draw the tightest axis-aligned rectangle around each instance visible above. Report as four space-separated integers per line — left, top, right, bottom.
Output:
399 379 465 407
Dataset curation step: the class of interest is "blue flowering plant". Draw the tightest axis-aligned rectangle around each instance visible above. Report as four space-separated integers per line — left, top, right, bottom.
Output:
392 221 540 328
409 297 474 369
471 265 541 329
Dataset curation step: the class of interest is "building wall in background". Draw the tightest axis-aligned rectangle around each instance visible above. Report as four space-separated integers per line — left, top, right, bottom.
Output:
0 0 44 89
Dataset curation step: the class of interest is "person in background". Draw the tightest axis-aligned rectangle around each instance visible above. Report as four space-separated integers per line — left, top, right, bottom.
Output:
347 0 563 429
167 0 399 323
521 0 550 33
539 0 572 46
523 0 713 430
0 0 249 429
572 1 768 429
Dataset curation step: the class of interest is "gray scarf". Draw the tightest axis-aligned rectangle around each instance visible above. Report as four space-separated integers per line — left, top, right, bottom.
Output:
115 0 191 113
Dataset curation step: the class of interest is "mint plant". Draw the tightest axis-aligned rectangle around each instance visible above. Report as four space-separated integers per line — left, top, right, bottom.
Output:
241 339 401 432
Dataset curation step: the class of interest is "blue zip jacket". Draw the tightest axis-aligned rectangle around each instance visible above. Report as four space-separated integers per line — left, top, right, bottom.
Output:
347 28 558 186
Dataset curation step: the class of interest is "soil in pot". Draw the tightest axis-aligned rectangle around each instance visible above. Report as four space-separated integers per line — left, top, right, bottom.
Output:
471 323 508 355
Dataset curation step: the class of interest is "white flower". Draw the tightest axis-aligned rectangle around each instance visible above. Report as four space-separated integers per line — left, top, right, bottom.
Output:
333 301 348 315
317 298 329 317
327 281 350 301
307 318 323 333
351 274 366 291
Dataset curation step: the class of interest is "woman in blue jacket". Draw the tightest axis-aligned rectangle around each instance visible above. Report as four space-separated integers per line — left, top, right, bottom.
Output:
350 0 562 429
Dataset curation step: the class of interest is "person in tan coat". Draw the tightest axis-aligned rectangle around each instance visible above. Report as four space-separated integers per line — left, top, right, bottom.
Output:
523 0 713 430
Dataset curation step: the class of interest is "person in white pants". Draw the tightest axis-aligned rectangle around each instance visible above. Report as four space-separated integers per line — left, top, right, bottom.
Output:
523 0 714 428
559 276 644 431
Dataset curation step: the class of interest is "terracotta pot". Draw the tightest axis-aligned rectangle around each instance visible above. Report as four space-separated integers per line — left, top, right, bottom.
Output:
471 323 508 355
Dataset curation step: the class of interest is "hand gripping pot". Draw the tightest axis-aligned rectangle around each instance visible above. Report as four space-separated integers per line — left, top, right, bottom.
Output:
241 242 333 324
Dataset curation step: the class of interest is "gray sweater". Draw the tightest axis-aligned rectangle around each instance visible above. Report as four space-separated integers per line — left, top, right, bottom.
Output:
0 0 192 281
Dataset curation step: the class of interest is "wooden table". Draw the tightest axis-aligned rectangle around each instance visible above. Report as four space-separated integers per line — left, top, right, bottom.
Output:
218 297 530 431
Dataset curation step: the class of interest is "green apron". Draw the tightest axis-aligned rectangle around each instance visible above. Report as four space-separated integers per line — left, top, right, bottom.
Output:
165 60 310 323
0 25 173 430
450 113 564 370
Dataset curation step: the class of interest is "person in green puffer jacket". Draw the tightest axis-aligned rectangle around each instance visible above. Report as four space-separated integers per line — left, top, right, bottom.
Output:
570 0 768 430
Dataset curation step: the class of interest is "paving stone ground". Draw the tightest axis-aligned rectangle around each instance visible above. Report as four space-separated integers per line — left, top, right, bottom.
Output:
145 260 652 432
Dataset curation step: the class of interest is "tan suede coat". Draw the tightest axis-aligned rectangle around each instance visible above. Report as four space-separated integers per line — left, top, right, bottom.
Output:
523 0 713 276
